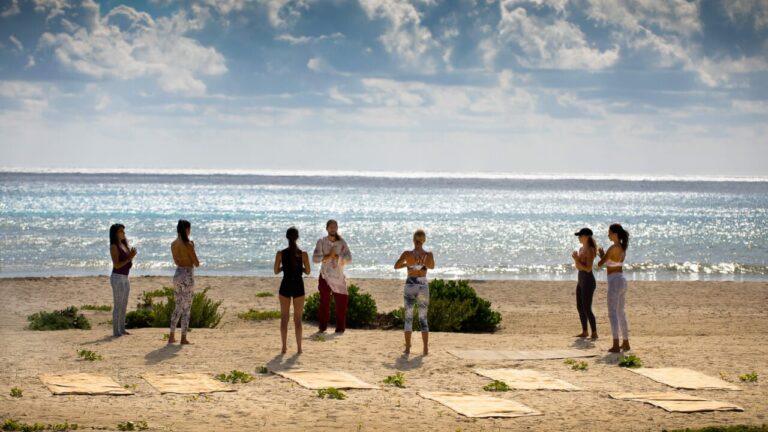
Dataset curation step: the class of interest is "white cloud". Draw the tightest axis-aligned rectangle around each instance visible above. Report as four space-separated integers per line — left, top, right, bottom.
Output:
584 0 701 37
25 55 36 69
0 81 47 99
276 32 344 44
723 0 768 30
38 3 227 96
33 0 73 23
359 0 438 71
307 56 339 74
8 35 23 53
498 2 620 70
1 0 20 17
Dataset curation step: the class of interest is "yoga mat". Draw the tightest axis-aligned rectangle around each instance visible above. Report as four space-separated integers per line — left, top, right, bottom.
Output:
475 368 581 391
419 391 542 418
39 373 133 396
274 369 379 390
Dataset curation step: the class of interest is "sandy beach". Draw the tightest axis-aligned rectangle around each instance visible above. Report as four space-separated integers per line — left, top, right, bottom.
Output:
1 276 766 431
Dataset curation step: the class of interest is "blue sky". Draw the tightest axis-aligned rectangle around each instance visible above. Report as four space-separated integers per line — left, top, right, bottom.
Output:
0 0 766 176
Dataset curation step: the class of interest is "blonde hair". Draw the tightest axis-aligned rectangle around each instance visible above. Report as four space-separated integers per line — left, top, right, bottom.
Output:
413 229 426 242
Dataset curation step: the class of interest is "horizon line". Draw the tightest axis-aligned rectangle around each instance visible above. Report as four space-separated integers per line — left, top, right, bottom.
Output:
1 167 767 183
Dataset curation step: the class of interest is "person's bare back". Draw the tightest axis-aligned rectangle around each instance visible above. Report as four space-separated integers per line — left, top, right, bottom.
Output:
171 239 199 268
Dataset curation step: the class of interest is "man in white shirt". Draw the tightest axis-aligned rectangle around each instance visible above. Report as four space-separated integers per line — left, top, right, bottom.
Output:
312 219 352 333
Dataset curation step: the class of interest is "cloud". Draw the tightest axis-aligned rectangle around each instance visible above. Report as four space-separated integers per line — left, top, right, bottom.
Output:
33 0 72 22
1 0 20 17
359 0 439 72
8 35 23 53
276 32 344 44
584 0 702 37
722 0 768 30
37 3 227 96
497 1 620 70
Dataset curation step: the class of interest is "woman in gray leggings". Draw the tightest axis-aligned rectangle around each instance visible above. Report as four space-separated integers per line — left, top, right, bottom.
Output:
598 224 630 353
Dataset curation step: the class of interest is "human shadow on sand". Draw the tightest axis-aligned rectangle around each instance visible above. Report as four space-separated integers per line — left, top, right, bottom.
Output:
382 352 424 371
266 353 300 371
144 344 182 365
81 335 119 345
570 338 596 350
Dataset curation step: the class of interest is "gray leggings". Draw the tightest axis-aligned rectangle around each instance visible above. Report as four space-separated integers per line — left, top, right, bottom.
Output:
110 273 130 337
404 277 429 332
170 267 195 337
607 272 629 340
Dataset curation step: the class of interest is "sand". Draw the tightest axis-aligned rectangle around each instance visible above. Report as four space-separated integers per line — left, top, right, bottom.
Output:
1 276 766 431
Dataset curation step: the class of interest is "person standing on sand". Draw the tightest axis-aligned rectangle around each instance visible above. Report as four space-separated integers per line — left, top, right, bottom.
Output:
274 227 311 354
394 229 435 355
598 223 631 353
169 219 199 345
571 228 598 340
312 219 352 334
109 223 136 338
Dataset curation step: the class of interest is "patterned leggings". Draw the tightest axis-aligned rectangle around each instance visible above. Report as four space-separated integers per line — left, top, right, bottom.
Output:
170 267 195 337
404 277 429 332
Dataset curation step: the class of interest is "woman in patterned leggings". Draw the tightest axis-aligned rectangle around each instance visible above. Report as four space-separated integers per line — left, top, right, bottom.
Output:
394 229 435 355
169 219 199 345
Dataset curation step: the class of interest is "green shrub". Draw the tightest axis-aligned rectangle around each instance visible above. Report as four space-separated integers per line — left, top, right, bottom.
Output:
383 372 405 388
255 292 274 298
303 284 377 328
238 310 281 321
482 380 510 392
77 350 102 361
564 359 589 371
27 307 91 331
126 287 223 329
739 372 758 383
390 279 501 332
317 388 346 400
618 354 642 368
215 370 254 384
116 421 148 431
79 304 111 312
2 419 78 431
10 387 22 398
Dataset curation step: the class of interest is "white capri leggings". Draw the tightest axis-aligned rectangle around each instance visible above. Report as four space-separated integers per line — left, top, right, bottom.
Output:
607 272 629 340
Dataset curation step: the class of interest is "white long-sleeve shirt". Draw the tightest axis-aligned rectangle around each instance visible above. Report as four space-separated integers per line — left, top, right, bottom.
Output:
312 236 352 294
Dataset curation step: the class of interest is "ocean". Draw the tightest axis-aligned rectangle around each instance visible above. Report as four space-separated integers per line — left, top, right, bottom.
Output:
1 170 766 281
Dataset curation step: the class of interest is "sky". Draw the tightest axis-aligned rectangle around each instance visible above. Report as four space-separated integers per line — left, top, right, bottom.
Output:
0 0 766 177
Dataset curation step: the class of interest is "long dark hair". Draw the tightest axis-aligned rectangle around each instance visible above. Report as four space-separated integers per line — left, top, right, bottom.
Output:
609 223 629 251
109 223 128 248
284 227 302 268
585 235 597 252
326 219 342 241
177 219 191 244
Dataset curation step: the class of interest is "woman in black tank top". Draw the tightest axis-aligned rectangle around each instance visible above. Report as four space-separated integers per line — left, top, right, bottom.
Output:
274 227 311 354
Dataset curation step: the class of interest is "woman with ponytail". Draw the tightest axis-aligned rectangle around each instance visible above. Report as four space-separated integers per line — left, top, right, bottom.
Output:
571 228 598 340
274 227 310 354
598 223 630 352
169 219 199 345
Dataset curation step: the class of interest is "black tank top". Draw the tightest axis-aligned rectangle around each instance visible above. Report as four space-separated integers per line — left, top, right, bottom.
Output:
281 248 304 279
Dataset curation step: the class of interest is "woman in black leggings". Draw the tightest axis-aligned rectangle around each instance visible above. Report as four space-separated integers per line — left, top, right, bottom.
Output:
571 228 598 340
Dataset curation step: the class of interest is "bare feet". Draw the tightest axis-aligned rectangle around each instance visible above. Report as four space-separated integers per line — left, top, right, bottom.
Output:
621 341 631 351
281 346 287 354
574 332 589 338
167 334 176 344
423 347 428 356
297 349 302 355
590 333 598 340
608 346 621 353
404 344 411 354
180 337 192 345
122 331 131 336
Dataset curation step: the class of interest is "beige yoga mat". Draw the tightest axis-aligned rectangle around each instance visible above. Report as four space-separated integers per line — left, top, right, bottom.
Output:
628 368 741 390
475 368 581 391
39 373 133 396
141 373 235 394
419 391 542 418
274 370 379 390
610 392 744 413
449 349 597 361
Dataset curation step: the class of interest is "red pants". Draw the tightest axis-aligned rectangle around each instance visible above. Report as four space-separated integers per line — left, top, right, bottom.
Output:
318 276 348 333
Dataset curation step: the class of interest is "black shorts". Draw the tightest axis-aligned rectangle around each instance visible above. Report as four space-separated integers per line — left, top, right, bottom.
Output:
279 277 305 298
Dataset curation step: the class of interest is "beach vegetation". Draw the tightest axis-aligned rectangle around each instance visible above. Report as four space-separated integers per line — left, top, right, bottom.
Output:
310 334 326 342
383 372 405 388
256 366 269 374
215 370 254 384
122 383 137 390
317 387 347 400
126 287 223 329
564 359 589 371
77 350 102 361
2 419 78 431
390 279 502 332
27 307 91 331
303 285 377 328
618 354 642 368
237 310 281 321
79 304 111 312
116 421 148 431
255 292 274 298
482 380 510 392
738 372 758 383
10 387 22 398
